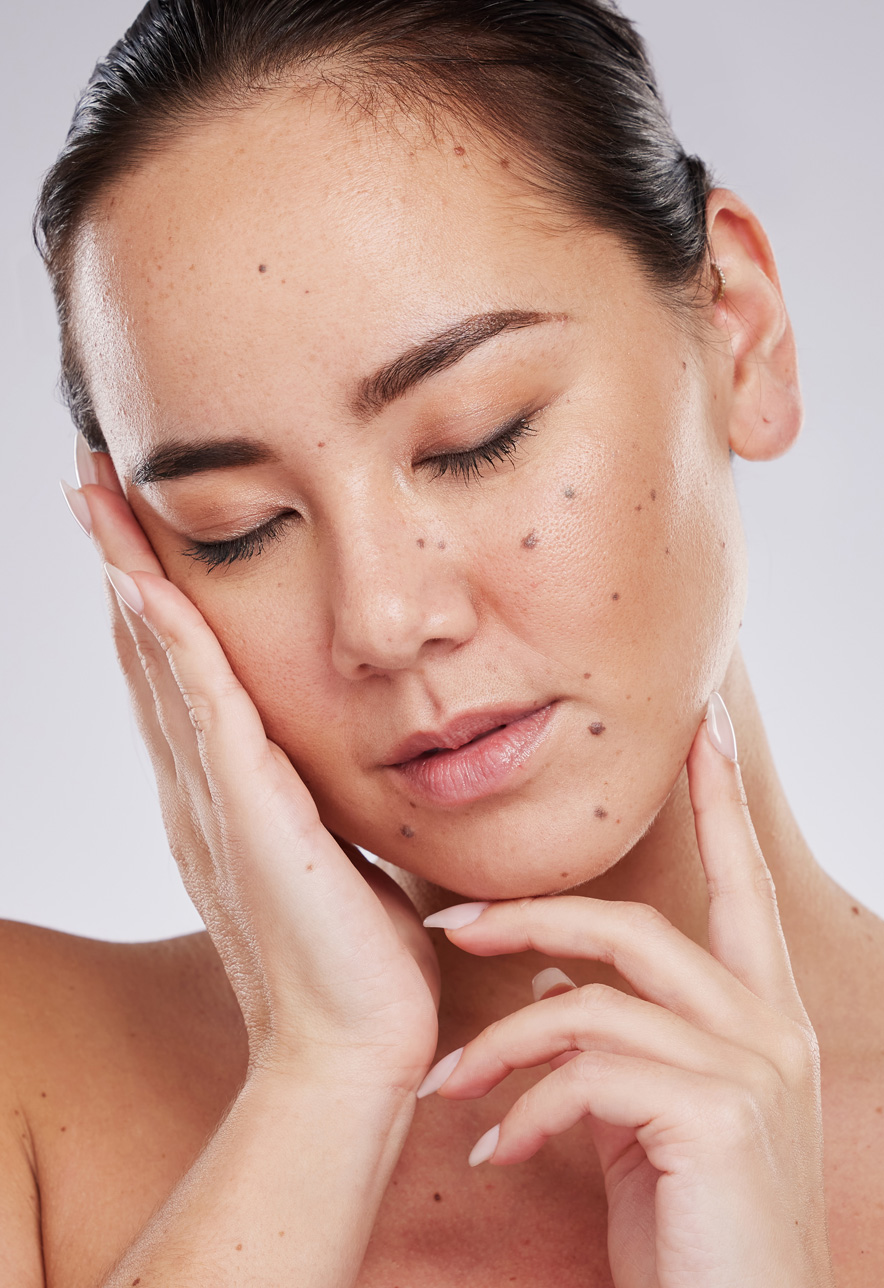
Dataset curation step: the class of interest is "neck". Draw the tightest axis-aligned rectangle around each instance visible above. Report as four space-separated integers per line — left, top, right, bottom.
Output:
383 645 867 1052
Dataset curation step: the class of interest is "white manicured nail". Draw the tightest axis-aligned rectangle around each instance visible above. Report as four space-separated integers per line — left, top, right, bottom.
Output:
468 1123 500 1167
416 1047 464 1099
423 902 490 930
105 563 144 616
531 967 577 1002
59 480 92 536
74 432 99 487
706 691 737 762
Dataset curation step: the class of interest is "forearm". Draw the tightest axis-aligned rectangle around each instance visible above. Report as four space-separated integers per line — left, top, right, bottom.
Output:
102 1069 415 1287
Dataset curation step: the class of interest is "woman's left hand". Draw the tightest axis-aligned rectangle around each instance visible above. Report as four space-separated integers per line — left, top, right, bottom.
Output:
419 697 835 1288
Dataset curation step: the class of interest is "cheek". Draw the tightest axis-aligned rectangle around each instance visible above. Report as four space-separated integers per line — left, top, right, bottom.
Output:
477 431 744 710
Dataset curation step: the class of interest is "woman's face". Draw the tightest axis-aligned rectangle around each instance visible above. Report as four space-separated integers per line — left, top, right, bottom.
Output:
73 88 746 898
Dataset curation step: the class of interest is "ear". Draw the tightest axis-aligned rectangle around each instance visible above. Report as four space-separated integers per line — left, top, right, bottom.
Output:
707 190 803 461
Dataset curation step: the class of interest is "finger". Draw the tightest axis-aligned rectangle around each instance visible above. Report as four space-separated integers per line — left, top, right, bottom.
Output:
432 895 771 1045
433 983 752 1101
114 566 321 831
688 693 804 1019
84 484 197 767
469 1049 731 1168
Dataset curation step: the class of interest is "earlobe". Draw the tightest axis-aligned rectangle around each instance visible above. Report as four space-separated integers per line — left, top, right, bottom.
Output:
707 191 803 462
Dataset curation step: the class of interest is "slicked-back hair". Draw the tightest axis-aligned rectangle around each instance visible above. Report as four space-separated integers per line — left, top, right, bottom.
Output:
35 0 714 450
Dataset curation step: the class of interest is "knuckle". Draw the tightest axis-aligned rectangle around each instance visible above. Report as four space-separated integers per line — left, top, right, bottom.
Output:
708 1081 764 1147
775 1018 820 1084
566 1048 613 1083
615 900 668 934
570 981 617 1018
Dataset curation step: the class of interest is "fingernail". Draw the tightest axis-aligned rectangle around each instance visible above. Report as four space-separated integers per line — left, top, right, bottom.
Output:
706 691 738 763
59 479 92 536
74 432 99 488
105 563 144 616
423 901 490 930
416 1046 464 1099
531 967 577 1002
468 1122 500 1167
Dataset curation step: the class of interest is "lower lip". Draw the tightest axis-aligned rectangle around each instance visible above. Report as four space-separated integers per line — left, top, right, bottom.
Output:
389 703 557 806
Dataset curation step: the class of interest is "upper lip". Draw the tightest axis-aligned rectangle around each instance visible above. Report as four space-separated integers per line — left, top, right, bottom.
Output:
384 701 554 766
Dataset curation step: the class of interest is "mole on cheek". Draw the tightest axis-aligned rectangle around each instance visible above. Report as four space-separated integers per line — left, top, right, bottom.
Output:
611 592 620 601
400 825 415 838
589 722 606 736
258 263 267 273
563 485 576 499
416 538 425 548
594 807 608 820
453 144 465 155
521 530 539 549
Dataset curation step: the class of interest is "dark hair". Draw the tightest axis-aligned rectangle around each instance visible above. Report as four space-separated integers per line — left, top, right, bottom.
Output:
35 0 714 451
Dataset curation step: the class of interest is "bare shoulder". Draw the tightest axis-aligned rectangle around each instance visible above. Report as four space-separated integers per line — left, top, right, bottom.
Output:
0 918 246 1105
0 920 248 1285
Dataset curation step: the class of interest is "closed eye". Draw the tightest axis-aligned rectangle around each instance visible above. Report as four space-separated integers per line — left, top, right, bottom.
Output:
419 412 538 482
181 509 300 571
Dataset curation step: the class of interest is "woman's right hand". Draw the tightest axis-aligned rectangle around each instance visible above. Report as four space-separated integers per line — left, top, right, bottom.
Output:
65 443 440 1096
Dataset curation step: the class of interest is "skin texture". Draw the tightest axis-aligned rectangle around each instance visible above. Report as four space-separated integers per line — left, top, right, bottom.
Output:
72 88 757 898
7 80 884 1288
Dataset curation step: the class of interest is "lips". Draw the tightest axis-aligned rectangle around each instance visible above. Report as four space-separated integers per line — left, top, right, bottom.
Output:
385 701 554 766
384 701 559 807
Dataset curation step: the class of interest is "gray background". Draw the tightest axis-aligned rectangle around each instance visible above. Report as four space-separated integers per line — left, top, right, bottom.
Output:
2 0 881 942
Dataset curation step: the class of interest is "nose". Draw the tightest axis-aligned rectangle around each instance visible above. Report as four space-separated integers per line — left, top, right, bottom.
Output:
328 505 478 679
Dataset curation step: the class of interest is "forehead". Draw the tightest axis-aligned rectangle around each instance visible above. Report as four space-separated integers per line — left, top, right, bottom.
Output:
70 87 619 453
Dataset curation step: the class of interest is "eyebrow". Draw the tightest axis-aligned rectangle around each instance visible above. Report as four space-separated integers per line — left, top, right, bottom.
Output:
129 308 563 486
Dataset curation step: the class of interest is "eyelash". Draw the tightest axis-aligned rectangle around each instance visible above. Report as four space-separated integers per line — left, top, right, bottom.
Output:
182 412 538 571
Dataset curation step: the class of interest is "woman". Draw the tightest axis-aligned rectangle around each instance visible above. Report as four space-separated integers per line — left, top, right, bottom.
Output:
5 0 881 1282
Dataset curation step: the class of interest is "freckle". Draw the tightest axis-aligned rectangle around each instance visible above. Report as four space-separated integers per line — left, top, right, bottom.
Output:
560 871 568 878
583 672 591 679
647 695 651 702
400 825 415 838
635 504 642 511
417 538 425 548
14 1109 19 1116
236 1244 243 1251
317 441 325 447
499 156 510 168
304 288 310 293
563 485 575 498
682 360 687 370
409 800 417 808
721 540 726 548
281 278 286 284
306 863 314 871
258 263 267 273
521 530 538 548
438 540 446 550
852 905 860 915
594 808 608 819
589 722 605 736
189 263 195 271
615 818 621 823
611 592 620 601
60 1125 66 1132
453 144 465 155
626 694 631 700
40 1092 46 1098
650 489 656 500
876 1106 882 1113
434 1192 442 1201
665 547 670 555
133 1280 141 1286
279 1231 285 1237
